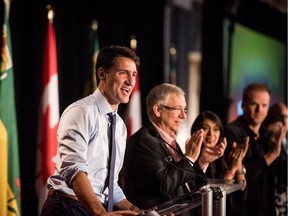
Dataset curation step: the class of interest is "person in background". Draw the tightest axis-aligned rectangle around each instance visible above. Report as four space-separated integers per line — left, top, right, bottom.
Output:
224 83 286 216
123 83 226 211
264 101 288 142
190 111 249 190
263 101 288 216
41 45 142 216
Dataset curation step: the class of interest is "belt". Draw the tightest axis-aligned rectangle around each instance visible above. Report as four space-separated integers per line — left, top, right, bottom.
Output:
48 188 79 201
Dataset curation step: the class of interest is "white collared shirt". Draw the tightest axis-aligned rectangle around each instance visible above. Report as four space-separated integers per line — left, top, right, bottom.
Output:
47 88 127 205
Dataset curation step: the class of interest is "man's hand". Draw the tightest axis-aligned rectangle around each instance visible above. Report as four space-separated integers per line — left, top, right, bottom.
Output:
227 136 249 174
265 125 286 165
184 129 204 162
99 210 140 216
114 199 144 215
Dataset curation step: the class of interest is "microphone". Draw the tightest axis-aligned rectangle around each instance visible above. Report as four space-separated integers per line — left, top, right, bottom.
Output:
149 129 207 184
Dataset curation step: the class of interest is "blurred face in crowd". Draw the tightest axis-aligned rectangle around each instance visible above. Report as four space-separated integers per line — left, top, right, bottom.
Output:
267 121 284 136
279 104 288 130
98 57 137 110
155 94 187 135
242 90 270 127
201 118 221 147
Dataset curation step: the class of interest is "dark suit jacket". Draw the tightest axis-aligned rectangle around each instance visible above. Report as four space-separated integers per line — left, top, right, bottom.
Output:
123 121 206 210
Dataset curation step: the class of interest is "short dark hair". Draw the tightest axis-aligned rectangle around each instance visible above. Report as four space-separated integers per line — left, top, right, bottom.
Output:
242 83 271 106
95 45 140 84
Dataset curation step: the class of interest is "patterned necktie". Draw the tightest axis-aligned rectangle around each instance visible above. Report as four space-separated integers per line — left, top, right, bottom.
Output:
107 113 116 211
170 140 181 162
171 140 191 192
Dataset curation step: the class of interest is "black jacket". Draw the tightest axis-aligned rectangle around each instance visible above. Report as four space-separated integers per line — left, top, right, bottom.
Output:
225 116 276 216
123 121 206 210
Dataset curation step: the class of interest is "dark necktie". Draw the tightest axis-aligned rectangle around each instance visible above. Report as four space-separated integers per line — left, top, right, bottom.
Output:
171 140 191 192
170 140 181 162
107 113 116 211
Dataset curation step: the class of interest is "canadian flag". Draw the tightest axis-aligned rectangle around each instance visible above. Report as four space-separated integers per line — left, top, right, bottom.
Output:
35 10 59 214
125 70 142 138
124 40 142 138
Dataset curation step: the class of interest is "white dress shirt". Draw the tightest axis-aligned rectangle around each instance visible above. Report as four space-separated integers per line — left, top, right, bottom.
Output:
47 88 127 206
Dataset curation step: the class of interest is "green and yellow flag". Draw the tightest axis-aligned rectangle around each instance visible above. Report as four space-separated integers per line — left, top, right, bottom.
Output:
83 19 99 96
0 0 21 215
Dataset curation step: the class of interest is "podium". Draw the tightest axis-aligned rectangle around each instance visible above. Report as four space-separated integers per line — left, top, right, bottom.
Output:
149 179 244 216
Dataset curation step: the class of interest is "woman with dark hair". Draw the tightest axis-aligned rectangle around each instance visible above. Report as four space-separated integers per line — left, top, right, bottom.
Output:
191 111 248 184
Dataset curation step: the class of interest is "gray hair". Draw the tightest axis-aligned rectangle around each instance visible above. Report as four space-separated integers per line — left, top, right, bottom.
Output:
146 83 185 117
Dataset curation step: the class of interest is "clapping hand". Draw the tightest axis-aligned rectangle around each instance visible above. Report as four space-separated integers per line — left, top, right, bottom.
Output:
198 137 227 165
184 129 204 162
227 136 249 174
268 125 286 158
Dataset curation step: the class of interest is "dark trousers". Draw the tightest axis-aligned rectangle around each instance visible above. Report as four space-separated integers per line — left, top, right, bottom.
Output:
40 191 90 216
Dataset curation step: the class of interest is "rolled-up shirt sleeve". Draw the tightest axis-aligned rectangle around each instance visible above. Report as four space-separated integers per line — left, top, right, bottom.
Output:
57 106 92 186
47 89 127 204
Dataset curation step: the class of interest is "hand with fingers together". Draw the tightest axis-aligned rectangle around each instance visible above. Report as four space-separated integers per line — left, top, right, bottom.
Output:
184 129 205 162
227 137 249 174
225 136 249 190
199 137 227 167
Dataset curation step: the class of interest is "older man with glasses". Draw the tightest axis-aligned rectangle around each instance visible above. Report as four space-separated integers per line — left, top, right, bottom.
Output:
122 83 225 213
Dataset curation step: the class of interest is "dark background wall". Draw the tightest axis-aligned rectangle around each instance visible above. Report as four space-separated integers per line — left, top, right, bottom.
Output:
201 0 287 123
3 0 286 215
10 1 165 215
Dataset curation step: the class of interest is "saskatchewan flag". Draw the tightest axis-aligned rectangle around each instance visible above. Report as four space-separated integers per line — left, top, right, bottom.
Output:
83 19 99 96
0 1 21 215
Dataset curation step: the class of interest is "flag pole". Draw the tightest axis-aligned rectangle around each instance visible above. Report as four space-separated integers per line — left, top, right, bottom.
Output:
36 6 59 214
130 34 137 51
47 5 55 24
4 0 10 18
123 35 142 138
91 20 99 91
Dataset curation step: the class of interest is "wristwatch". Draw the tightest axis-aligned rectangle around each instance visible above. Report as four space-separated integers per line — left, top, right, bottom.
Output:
236 165 246 175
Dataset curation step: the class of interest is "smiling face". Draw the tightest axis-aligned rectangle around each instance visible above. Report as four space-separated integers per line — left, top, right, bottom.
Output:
155 94 187 135
201 118 221 147
98 57 137 110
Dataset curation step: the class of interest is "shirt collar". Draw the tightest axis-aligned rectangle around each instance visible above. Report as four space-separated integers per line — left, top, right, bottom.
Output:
93 88 117 115
150 120 176 145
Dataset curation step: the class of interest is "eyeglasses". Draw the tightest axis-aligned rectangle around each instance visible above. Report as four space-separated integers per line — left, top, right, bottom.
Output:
160 105 188 114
